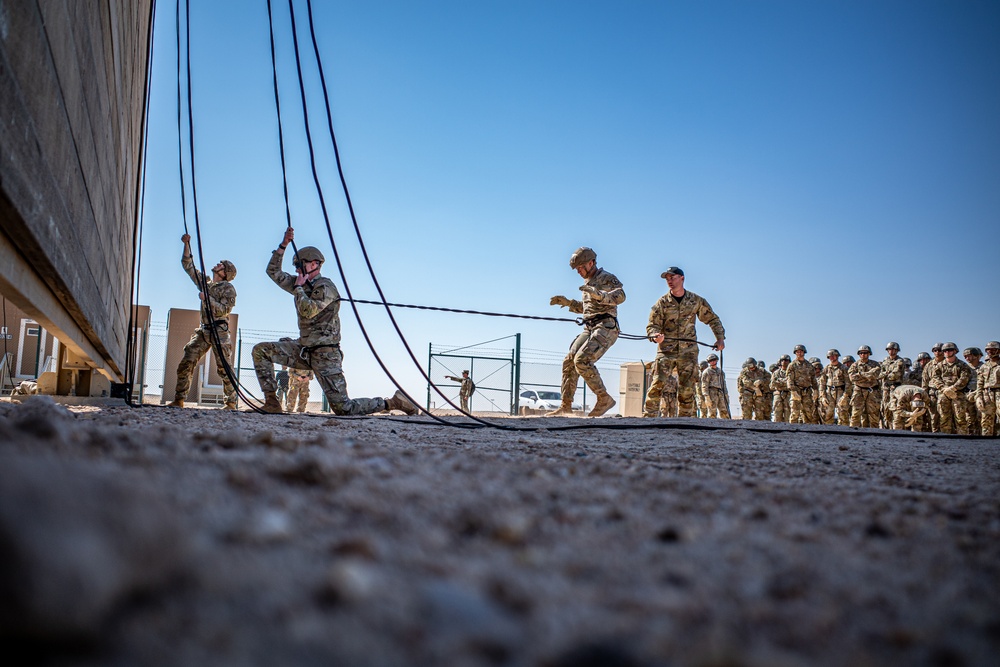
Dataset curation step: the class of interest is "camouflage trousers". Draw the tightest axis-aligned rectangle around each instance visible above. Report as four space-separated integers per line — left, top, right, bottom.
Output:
772 391 790 423
739 391 769 420
660 391 678 417
937 392 968 435
560 322 618 404
979 388 998 436
252 340 385 416
926 390 940 432
789 387 819 424
892 410 926 432
760 393 773 421
174 328 235 405
702 387 730 419
965 396 981 436
287 376 311 413
645 353 700 417
823 387 849 425
850 387 880 428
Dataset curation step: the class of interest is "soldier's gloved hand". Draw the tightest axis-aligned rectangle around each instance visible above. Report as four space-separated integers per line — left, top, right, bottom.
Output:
579 285 601 297
550 295 571 308
905 413 919 427
943 386 958 399
754 388 763 398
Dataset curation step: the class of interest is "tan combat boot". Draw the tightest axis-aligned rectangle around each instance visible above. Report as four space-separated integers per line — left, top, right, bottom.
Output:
544 403 575 417
384 389 418 415
588 393 616 418
262 392 284 414
167 399 184 408
222 402 238 411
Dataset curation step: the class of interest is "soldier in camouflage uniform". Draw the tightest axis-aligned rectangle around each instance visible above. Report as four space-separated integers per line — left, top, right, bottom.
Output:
757 359 774 421
737 357 769 420
848 345 881 428
922 343 945 433
770 354 791 423
445 370 476 412
700 353 730 418
286 367 314 413
901 358 918 386
879 342 906 429
820 349 851 425
906 355 925 386
548 247 625 417
977 341 1000 436
786 345 819 424
252 228 417 416
963 348 982 436
644 267 725 418
931 342 972 434
810 358 825 423
889 385 927 432
695 360 709 417
168 234 238 409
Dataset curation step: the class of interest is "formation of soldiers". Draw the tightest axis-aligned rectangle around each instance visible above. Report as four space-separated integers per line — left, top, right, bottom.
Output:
675 342 998 436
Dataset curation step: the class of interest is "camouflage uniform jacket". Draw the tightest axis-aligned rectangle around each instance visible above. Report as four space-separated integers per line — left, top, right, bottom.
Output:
903 367 922 386
182 253 236 328
646 290 725 357
849 359 881 389
738 367 766 396
965 364 980 394
891 385 925 414
701 366 726 393
933 359 972 394
922 360 940 392
770 367 789 393
880 357 906 387
786 359 818 390
978 358 1000 390
821 363 851 392
267 249 341 347
566 268 625 322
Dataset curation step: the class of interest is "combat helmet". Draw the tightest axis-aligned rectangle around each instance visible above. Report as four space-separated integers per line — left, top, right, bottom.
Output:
885 341 900 351
931 342 943 352
769 363 778 372
986 341 1000 351
941 342 958 352
569 247 596 269
827 348 840 358
857 345 872 354
293 246 326 268
842 355 855 363
793 344 807 353
963 347 982 357
916 351 931 361
220 260 237 281
706 353 719 362
779 354 791 363
744 357 756 367
808 357 820 364
903 357 912 367
700 360 709 368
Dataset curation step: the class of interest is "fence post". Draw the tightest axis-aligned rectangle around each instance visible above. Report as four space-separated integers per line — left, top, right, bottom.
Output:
512 333 521 415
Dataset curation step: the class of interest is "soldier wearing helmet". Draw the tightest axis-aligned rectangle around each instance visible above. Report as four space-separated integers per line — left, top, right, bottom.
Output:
963 347 983 435
737 357 768 421
921 343 946 432
756 359 774 421
879 341 906 428
929 342 971 434
848 345 881 428
889 385 927 432
168 233 239 410
696 359 710 417
820 348 851 425
785 345 818 424
644 266 726 418
770 354 792 422
252 227 417 416
978 341 1000 436
547 246 625 417
700 352 730 419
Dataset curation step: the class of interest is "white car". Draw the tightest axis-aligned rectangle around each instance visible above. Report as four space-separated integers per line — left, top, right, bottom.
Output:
519 390 582 412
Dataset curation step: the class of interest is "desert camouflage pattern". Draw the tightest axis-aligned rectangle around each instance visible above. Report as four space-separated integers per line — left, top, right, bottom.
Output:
848 359 881 427
559 268 625 406
757 365 774 421
446 375 476 412
921 360 942 432
932 358 972 434
182 253 237 327
820 362 851 425
880 356 907 427
699 365 730 419
660 371 678 417
977 357 1000 436
890 384 926 431
964 363 981 435
770 366 791 423
785 359 818 424
286 368 313 413
737 365 769 420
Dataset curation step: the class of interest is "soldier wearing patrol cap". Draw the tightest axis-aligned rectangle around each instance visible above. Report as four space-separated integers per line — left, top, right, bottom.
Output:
252 227 417 416
168 233 238 410
547 246 625 417
848 345 881 428
445 370 476 413
978 341 1000 436
644 266 726 418
930 342 971 434
770 354 792 423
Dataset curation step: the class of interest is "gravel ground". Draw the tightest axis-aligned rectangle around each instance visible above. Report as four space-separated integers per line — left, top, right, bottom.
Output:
1 396 997 667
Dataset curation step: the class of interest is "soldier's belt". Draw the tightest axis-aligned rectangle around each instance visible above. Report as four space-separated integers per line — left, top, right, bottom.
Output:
578 313 618 328
300 343 340 360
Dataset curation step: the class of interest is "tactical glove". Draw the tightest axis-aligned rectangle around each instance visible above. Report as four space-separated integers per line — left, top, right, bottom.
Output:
754 388 763 398
905 413 919 428
550 295 571 308
943 386 958 400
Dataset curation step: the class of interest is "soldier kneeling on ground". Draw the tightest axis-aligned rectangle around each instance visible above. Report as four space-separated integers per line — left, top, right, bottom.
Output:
890 384 927 432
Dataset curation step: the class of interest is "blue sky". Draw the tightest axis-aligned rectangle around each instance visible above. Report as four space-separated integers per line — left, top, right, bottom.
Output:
139 0 1000 405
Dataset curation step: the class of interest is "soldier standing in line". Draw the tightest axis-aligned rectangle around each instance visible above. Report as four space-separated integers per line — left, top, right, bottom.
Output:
963 348 983 435
252 228 417 416
932 342 972 434
907 355 926 386
643 267 725 418
889 385 928 432
770 354 792 423
922 343 945 432
445 370 476 413
810 357 825 423
820 349 851 425
286 367 313 413
848 345 882 428
757 359 774 421
700 353 730 418
880 342 906 428
901 358 918 386
168 234 238 410
737 357 768 420
659 369 679 417
548 247 624 417
786 345 819 424
977 341 1000 436
695 360 709 417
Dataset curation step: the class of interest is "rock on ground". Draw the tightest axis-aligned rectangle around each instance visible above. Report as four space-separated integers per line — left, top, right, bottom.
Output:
0 396 997 666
